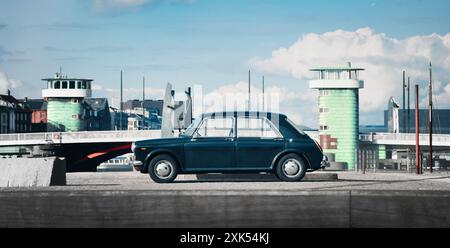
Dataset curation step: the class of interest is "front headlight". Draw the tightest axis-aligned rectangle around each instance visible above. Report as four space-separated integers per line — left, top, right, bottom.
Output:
131 142 136 153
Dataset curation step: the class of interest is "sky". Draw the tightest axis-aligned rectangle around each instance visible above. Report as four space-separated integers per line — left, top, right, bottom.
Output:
0 0 450 127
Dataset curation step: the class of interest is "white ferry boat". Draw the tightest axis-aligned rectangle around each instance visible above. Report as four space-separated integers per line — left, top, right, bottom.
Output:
97 154 134 172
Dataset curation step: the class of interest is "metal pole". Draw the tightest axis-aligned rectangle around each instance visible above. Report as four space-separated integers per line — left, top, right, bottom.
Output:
407 77 410 133
415 84 421 174
262 76 265 112
248 70 251 112
120 70 123 131
429 62 433 173
402 71 406 133
143 76 146 118
407 77 411 172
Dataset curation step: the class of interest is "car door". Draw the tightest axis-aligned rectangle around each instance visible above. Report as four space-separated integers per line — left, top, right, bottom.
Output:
235 117 285 170
184 116 236 172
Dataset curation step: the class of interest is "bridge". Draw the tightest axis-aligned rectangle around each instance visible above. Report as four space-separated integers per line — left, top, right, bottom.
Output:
0 130 449 172
0 130 161 147
360 133 450 148
0 131 161 172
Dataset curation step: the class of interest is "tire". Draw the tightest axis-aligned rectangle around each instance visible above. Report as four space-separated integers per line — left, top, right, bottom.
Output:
148 154 179 183
276 154 307 182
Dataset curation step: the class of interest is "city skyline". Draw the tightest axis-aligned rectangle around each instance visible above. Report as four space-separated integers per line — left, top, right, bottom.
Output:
1 0 450 127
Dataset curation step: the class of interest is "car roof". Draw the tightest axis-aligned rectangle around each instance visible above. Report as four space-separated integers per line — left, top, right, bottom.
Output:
201 111 286 119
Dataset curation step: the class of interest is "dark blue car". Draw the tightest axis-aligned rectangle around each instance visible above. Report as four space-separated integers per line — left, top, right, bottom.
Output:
132 111 328 183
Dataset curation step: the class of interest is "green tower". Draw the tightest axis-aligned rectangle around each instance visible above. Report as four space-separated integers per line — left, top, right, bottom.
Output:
42 73 93 132
309 63 364 170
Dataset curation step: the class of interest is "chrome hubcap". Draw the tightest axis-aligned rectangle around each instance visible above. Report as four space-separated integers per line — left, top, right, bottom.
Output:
283 159 301 177
155 160 172 178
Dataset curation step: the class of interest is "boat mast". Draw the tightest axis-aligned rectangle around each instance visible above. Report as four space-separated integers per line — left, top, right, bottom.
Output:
429 62 433 173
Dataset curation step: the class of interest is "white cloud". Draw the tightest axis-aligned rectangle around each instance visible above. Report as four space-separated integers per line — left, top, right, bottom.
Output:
93 0 195 12
0 71 22 95
419 80 450 109
201 81 317 126
91 83 103 91
106 87 165 108
0 71 40 99
94 0 149 11
250 27 450 113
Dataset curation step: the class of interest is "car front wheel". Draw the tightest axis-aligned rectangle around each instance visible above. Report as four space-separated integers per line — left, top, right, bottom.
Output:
276 154 307 182
148 154 179 183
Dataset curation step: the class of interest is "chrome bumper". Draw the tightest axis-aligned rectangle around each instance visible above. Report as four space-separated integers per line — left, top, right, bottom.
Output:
320 155 330 169
132 161 143 170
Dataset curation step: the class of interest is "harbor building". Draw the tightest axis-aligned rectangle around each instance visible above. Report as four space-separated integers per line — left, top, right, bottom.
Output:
19 99 48 133
0 92 32 134
385 108 450 134
309 63 364 170
42 72 111 132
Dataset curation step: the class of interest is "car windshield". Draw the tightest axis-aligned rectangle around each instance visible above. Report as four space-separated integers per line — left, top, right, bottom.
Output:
183 117 203 137
285 117 306 136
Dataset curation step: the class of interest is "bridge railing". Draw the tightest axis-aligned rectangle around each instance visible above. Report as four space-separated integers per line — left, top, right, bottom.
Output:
360 133 450 145
0 130 163 145
60 130 162 141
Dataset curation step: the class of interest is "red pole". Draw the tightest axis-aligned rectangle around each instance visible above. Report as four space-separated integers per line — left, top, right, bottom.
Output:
363 152 366 175
415 84 421 174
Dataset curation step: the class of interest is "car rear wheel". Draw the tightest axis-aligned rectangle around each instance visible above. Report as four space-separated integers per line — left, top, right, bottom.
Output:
276 154 307 182
148 154 179 183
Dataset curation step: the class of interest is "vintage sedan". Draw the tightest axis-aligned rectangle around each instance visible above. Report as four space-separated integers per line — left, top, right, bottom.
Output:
132 111 328 183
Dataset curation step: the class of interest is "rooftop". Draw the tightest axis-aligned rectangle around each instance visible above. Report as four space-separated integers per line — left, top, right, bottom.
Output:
202 111 286 119
310 62 364 72
84 98 109 112
41 72 93 82
42 78 94 82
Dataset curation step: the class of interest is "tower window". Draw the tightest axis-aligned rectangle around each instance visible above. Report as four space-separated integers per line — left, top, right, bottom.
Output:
62 81 68 89
320 125 329 131
69 81 76 89
77 81 82 89
319 91 329 96
54 81 61 89
319 108 329 113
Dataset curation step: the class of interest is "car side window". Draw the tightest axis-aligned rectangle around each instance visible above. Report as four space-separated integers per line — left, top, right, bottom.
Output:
194 117 234 138
237 117 282 138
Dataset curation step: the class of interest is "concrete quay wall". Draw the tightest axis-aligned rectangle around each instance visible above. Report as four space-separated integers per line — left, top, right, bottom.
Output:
0 190 448 228
0 157 66 187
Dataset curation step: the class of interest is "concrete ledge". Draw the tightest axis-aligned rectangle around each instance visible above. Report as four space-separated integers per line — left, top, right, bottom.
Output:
195 172 338 182
0 157 66 187
0 190 448 227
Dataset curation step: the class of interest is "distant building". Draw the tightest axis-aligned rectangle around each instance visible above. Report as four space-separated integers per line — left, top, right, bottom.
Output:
84 98 111 131
309 63 365 170
110 107 129 131
42 72 111 132
359 125 387 134
123 99 164 116
0 92 32 134
15 101 32 133
122 99 182 130
127 113 161 130
384 109 450 134
19 98 47 133
0 93 18 134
